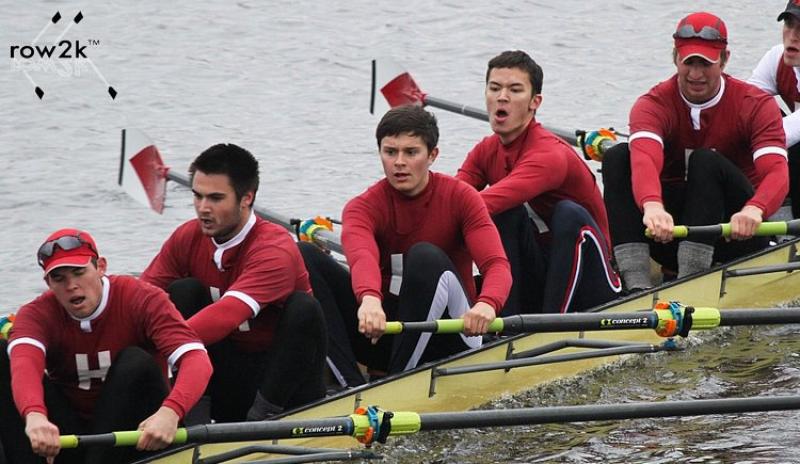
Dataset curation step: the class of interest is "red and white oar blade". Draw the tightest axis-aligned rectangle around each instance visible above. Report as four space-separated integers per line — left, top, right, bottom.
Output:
370 58 427 115
119 129 168 214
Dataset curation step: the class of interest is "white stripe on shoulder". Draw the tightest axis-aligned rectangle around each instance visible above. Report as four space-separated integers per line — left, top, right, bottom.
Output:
629 131 664 145
7 337 46 355
167 342 206 368
753 146 788 160
223 290 260 316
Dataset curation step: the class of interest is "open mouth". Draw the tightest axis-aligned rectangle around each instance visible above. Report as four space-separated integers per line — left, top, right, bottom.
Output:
70 296 85 306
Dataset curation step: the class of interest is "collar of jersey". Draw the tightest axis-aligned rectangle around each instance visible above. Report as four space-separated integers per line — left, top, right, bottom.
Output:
211 211 256 271
69 275 110 333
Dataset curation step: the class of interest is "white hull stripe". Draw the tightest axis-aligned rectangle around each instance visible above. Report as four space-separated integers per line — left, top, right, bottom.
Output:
753 146 788 160
168 342 206 369
629 131 663 145
7 337 46 355
404 270 481 372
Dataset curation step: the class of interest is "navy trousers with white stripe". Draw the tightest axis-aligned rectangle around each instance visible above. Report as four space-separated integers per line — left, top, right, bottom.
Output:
494 202 620 314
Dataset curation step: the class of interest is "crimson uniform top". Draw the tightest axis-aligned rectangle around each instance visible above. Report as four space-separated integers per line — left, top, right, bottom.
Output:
342 171 511 313
628 74 789 217
7 275 206 419
141 213 311 352
456 120 611 249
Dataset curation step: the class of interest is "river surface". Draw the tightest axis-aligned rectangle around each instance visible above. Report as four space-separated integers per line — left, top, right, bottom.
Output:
1 1 798 462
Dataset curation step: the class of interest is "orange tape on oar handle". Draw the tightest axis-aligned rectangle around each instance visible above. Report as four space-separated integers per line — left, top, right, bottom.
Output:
654 301 694 338
298 216 334 243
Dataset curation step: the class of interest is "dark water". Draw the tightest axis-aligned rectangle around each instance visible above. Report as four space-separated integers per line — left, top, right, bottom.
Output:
382 322 800 463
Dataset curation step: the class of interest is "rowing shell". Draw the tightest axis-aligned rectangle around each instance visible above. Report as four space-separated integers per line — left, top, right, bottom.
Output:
138 236 800 463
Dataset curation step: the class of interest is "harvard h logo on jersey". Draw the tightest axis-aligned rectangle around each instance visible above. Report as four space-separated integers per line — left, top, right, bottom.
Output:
75 350 111 390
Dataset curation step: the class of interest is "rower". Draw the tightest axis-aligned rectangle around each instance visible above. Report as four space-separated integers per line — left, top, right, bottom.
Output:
140 144 327 423
0 228 211 464
300 105 511 382
456 50 621 314
603 11 788 291
749 0 800 218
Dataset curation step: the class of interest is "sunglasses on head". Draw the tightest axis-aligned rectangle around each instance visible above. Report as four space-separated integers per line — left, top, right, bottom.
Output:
673 24 726 42
37 234 97 268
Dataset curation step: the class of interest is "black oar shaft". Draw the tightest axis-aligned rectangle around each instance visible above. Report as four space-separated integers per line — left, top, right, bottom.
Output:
419 396 800 431
185 417 354 444
424 96 580 146
506 313 657 333
719 308 800 326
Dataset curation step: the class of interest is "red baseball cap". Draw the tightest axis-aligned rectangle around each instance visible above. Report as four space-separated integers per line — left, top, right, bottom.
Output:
37 228 99 275
673 12 728 64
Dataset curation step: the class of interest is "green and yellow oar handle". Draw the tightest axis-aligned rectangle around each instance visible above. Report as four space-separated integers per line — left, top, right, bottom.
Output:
384 302 800 339
645 219 800 239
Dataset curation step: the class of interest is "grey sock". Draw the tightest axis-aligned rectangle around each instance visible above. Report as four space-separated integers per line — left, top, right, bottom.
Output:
614 242 652 291
246 391 284 421
677 241 714 278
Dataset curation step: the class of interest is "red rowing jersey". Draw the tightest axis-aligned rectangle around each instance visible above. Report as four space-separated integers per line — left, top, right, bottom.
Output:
343 172 511 313
7 275 206 419
749 43 800 147
629 74 788 217
141 213 312 352
457 120 611 249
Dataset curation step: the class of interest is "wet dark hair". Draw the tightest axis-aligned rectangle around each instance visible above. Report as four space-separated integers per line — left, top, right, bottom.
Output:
486 50 544 95
190 143 259 206
375 105 439 152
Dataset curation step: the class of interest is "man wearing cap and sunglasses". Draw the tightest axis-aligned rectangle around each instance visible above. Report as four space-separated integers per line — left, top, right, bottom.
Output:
140 143 327 423
749 0 800 219
602 11 789 291
0 229 212 464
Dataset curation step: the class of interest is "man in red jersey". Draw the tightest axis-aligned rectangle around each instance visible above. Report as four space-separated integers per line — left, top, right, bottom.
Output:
457 50 621 315
749 0 800 218
300 105 511 382
141 144 327 423
603 12 788 291
0 229 212 464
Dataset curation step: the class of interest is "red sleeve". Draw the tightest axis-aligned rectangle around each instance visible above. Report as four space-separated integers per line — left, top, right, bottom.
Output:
140 230 186 289
629 94 669 208
9 344 47 418
476 150 567 216
458 185 511 313
226 245 302 308
162 350 212 419
342 194 384 303
748 154 789 216
456 142 489 190
187 297 254 345
744 92 789 216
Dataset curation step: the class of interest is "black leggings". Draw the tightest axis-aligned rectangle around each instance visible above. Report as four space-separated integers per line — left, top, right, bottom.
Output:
602 144 769 270
0 341 168 464
493 203 620 314
166 280 326 423
300 242 477 378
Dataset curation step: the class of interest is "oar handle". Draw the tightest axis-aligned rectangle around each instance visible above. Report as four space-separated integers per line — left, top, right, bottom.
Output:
647 220 800 239
385 318 504 335
60 428 189 448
